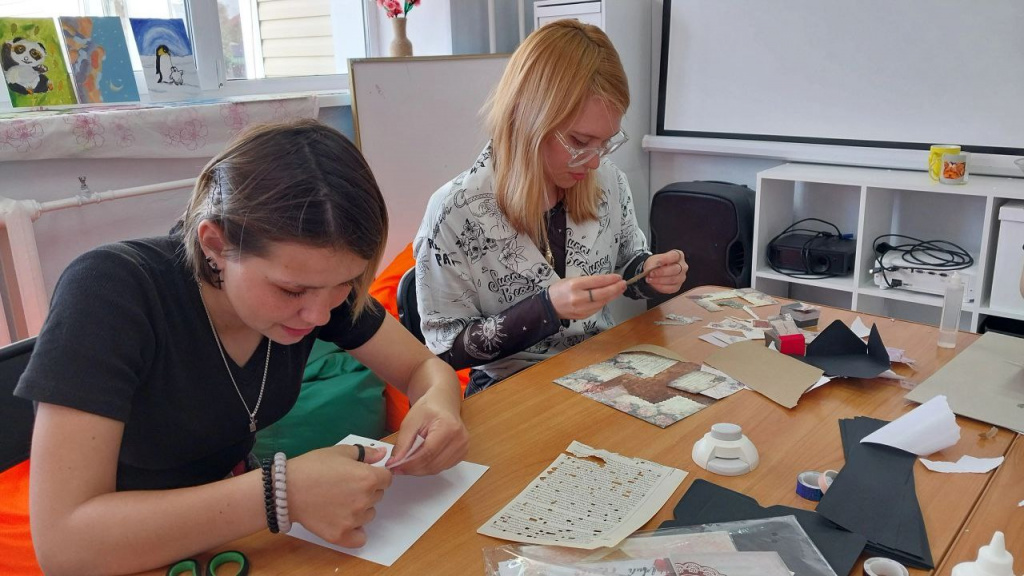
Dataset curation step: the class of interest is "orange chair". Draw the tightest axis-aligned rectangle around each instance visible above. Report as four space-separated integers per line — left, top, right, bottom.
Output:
369 244 469 433
0 337 43 575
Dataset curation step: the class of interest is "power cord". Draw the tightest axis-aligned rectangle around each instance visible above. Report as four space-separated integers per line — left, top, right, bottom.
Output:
766 218 851 279
871 234 974 288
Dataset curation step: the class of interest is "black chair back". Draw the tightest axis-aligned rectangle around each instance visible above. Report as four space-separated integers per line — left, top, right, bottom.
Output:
0 337 36 473
396 267 424 343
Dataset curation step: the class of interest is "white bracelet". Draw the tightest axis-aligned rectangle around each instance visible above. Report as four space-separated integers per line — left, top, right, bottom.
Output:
273 452 291 534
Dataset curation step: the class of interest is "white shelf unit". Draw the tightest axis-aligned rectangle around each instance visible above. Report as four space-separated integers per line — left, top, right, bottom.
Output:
752 163 1024 332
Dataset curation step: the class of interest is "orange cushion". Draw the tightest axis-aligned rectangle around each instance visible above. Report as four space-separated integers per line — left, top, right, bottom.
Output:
0 460 43 575
369 244 469 432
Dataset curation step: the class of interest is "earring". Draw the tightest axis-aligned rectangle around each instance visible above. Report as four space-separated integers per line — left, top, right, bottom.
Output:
205 256 224 288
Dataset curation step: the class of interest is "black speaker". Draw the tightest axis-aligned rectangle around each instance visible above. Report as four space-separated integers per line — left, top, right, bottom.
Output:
648 181 755 308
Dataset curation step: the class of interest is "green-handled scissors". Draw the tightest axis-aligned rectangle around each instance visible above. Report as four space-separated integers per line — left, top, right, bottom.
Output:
167 550 249 576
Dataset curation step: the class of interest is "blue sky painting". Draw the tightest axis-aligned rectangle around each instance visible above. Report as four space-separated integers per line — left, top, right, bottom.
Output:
128 17 201 101
129 18 193 57
60 16 139 103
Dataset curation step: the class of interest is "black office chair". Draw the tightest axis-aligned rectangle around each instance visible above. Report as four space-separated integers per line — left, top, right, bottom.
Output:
396 267 425 343
1 337 36 473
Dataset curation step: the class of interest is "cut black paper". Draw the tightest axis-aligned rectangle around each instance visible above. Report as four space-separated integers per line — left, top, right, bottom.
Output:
816 417 934 569
799 320 890 378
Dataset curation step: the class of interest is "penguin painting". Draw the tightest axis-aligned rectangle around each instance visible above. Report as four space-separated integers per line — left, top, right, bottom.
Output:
155 44 170 83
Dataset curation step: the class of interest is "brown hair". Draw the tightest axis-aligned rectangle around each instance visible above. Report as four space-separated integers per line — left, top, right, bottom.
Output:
485 19 629 247
181 119 388 316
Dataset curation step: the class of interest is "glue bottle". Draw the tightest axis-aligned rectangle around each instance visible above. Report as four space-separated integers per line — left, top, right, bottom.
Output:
938 272 964 349
950 531 1017 576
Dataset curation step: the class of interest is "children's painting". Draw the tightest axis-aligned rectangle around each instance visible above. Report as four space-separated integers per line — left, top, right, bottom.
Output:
129 18 201 101
60 17 139 104
1 18 77 107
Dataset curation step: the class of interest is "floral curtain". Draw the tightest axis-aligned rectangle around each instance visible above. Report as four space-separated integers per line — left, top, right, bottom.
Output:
0 94 319 161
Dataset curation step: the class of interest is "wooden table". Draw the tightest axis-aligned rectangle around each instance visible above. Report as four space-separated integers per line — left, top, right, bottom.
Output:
139 287 1017 575
936 433 1024 574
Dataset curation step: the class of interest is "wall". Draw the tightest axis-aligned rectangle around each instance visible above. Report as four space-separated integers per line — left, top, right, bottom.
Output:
370 0 453 57
0 107 356 300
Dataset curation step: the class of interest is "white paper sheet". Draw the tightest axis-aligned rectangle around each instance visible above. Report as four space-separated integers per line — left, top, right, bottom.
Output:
860 395 961 456
920 455 1004 473
478 441 687 550
851 317 871 338
287 434 488 566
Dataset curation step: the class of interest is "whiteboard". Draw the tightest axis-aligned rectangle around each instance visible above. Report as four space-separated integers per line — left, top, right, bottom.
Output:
657 0 1024 155
350 55 510 266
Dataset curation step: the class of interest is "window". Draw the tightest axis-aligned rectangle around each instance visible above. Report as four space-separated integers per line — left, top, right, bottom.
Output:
2 0 369 97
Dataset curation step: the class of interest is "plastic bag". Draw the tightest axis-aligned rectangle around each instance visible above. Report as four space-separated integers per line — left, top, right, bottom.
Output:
483 515 836 576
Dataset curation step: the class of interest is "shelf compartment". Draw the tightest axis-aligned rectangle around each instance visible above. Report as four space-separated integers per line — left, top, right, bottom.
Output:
755 177 861 277
856 293 971 331
755 269 855 292
753 274 853 310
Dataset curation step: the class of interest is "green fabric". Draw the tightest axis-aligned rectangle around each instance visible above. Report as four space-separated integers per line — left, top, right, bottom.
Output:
252 340 386 460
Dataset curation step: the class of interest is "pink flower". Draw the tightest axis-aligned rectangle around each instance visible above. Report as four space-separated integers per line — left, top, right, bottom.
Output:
384 0 402 17
69 115 105 149
3 120 44 153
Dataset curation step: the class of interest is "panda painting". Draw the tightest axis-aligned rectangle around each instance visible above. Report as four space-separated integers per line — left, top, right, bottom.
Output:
2 37 52 95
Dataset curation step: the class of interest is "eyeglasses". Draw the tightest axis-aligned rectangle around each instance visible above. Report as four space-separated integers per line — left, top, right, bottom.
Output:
554 129 629 168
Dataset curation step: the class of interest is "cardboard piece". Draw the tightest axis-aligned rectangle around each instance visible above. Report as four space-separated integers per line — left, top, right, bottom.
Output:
662 479 866 576
905 332 1024 434
816 417 933 569
705 340 823 409
798 320 890 378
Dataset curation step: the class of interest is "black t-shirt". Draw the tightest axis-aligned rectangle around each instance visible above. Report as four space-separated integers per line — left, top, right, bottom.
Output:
14 236 385 491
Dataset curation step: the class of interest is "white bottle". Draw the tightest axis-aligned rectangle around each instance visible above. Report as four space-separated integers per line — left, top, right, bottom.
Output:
938 272 964 349
950 531 1017 576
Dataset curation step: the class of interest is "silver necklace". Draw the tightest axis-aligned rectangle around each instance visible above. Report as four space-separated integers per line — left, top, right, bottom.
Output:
198 283 271 433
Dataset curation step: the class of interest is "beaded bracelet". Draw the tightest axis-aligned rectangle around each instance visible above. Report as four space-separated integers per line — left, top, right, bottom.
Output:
273 452 291 534
260 458 279 534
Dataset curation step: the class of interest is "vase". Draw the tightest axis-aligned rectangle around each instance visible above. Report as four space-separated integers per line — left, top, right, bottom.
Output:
389 17 413 57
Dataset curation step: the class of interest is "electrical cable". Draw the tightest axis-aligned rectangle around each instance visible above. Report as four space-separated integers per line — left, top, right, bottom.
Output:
871 234 974 288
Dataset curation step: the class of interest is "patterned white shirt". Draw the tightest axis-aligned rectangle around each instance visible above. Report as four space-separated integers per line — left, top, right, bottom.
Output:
414 144 650 381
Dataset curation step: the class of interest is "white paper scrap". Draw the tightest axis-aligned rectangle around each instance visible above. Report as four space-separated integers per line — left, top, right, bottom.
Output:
920 455 1004 474
851 317 872 338
478 441 687 550
699 333 729 348
288 434 488 566
385 434 426 469
806 375 834 392
861 395 961 456
878 369 906 381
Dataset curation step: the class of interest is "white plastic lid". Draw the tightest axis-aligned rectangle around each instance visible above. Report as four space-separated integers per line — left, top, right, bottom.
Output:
710 423 742 442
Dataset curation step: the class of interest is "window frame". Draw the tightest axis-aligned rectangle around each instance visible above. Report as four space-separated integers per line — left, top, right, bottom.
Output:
185 0 369 98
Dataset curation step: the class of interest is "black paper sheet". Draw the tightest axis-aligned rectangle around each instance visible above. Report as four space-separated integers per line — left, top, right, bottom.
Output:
816 417 934 569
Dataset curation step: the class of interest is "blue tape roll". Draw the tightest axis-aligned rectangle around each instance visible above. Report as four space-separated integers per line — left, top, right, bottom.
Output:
796 471 824 501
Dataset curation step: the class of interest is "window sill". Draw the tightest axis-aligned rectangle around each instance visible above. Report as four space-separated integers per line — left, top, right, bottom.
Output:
0 93 321 162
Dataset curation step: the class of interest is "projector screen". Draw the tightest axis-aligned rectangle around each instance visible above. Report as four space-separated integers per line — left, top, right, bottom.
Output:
657 0 1024 155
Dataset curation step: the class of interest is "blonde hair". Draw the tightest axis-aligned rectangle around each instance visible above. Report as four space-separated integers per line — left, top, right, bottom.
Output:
180 119 388 317
485 19 629 248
